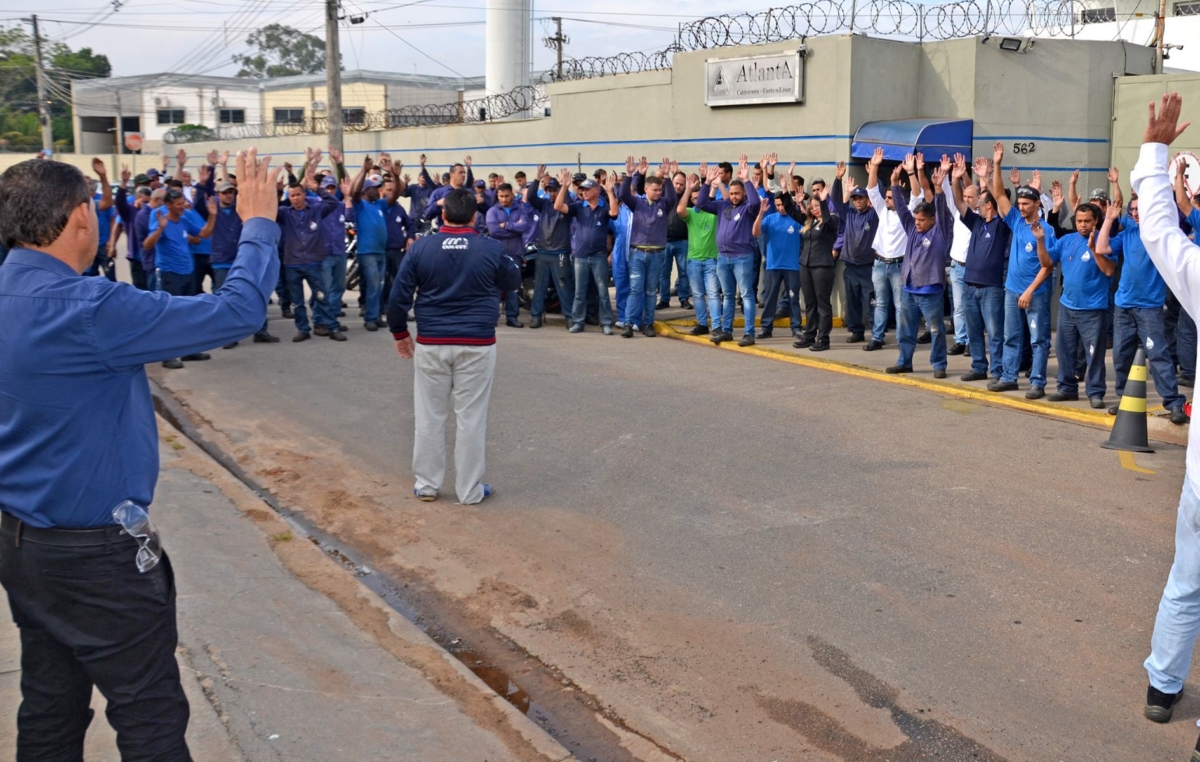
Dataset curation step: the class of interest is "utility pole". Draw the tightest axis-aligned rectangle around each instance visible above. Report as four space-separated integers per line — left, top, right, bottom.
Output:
1155 0 1168 72
543 17 568 81
23 15 54 153
325 0 343 155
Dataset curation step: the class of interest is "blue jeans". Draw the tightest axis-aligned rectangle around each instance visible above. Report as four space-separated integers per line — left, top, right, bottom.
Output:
871 259 903 342
686 259 720 328
1146 477 1200 694
285 263 327 334
660 240 689 303
1167 288 1197 379
317 255 347 331
573 256 613 327
613 246 632 325
531 250 575 319
963 284 1005 377
716 255 756 336
761 269 801 332
1002 288 1050 387
83 245 117 281
213 267 270 336
158 269 195 297
145 266 160 292
358 252 386 323
842 262 873 336
897 290 947 370
626 248 663 329
1114 305 1184 410
1056 306 1108 399
949 261 969 346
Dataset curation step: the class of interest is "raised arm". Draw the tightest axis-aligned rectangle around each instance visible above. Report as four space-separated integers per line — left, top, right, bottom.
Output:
1068 168 1081 211
1174 155 1193 216
752 197 769 237
991 142 1014 217
891 184 915 233
1109 166 1125 216
950 154 969 217
553 168 573 214
92 158 113 211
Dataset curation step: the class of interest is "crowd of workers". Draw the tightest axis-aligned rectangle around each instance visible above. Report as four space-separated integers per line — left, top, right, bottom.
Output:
8 141 1197 422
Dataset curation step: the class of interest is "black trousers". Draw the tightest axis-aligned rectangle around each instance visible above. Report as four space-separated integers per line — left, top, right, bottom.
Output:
801 265 836 341
0 519 192 761
129 258 148 291
191 254 213 294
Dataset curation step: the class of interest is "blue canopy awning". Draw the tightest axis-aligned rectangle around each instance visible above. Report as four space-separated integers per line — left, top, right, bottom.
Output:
850 118 974 162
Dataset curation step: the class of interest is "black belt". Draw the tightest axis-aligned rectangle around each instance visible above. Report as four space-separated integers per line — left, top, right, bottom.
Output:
1 512 127 547
632 245 666 252
876 256 903 265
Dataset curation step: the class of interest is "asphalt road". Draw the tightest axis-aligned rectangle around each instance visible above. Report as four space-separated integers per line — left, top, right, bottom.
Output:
152 307 1199 761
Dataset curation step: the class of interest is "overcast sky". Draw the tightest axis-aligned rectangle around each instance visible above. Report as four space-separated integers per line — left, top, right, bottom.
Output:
2 0 746 80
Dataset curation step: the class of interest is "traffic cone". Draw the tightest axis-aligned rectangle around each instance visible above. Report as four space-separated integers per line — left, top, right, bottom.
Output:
1102 346 1154 453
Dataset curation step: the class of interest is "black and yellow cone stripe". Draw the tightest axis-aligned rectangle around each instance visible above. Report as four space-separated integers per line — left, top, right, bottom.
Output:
1102 346 1154 453
1119 363 1148 414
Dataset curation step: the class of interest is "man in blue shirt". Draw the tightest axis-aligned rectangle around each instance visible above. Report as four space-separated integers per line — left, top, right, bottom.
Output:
1035 204 1114 407
555 170 618 334
752 194 802 339
351 155 390 331
81 158 116 281
314 174 357 340
1097 194 1189 424
144 188 216 368
524 171 575 329
278 180 340 342
0 151 281 759
990 142 1055 398
486 183 531 328
830 165 879 343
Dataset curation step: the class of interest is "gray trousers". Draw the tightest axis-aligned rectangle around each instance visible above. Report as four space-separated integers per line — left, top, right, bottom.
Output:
412 343 496 504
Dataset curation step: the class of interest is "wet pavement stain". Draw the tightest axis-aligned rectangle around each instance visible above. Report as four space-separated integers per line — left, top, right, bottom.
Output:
752 636 1007 761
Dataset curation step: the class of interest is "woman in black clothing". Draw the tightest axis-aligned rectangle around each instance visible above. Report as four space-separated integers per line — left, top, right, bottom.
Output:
794 191 840 351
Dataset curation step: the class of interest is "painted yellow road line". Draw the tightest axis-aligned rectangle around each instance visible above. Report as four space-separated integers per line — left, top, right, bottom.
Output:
1118 451 1156 474
653 320 1114 430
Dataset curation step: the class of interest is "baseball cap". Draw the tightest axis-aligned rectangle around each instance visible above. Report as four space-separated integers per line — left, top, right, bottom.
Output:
145 168 161 179
363 177 382 189
1015 185 1040 202
544 177 561 189
320 175 337 187
592 169 605 179
216 181 236 192
580 179 597 190
572 172 587 184
133 173 151 185
1089 188 1110 202
849 186 868 198
811 176 826 185
474 179 486 188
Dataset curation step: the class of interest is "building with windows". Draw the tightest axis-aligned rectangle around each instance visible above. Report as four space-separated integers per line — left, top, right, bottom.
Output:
1070 0 1200 70
71 70 487 155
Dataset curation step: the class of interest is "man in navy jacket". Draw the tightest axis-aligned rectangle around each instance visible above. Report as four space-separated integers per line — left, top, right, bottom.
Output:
387 189 521 505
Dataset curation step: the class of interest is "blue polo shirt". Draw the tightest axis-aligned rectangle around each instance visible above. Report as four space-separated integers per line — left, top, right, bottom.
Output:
95 194 114 247
148 211 201 274
353 198 389 254
1003 207 1055 295
1110 218 1166 309
1045 233 1112 311
184 208 211 256
760 211 801 271
961 210 1011 289
564 200 610 258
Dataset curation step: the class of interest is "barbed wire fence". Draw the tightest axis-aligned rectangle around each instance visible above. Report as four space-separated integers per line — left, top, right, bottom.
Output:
166 0 1111 143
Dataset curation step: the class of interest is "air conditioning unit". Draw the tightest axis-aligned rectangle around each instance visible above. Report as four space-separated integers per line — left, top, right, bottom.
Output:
311 100 327 111
154 97 164 106
210 97 221 107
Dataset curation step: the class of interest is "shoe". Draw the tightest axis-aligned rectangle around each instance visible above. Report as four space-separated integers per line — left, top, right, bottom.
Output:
622 325 634 338
793 336 814 349
363 321 379 332
338 310 346 317
478 484 494 503
688 324 710 336
329 330 347 342
642 326 657 338
917 330 932 344
947 342 966 356
988 380 1019 392
1046 392 1079 402
530 316 543 329
281 306 294 319
1109 404 1120 416
253 332 281 343
655 300 670 310
162 358 184 369
506 318 525 328
758 330 774 340
222 341 239 349
679 299 693 310
585 316 601 326
738 334 756 347
313 325 331 337
792 329 804 339
885 365 913 374
293 332 310 342
377 316 387 327
846 333 865 344
863 340 884 351
602 325 613 335
569 323 584 333
809 339 829 352
1090 396 1105 409
615 321 626 329
775 309 789 319
1171 407 1191 425
960 371 988 382
182 352 210 361
413 488 437 503
1025 387 1046 400
1181 375 1196 388
933 369 947 379
1146 685 1183 722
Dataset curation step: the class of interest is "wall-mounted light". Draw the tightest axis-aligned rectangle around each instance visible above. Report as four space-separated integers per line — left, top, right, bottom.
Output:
999 37 1024 51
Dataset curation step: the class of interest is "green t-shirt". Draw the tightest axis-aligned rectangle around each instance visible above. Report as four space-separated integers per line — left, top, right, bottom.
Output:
684 208 717 261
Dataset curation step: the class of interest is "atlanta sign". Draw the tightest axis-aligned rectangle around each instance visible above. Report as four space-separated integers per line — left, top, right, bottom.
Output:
705 50 805 108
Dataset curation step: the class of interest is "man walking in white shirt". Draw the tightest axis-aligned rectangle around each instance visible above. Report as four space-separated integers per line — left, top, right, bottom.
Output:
865 147 925 351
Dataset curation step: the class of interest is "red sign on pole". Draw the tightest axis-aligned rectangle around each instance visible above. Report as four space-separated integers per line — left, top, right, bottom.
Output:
124 132 143 152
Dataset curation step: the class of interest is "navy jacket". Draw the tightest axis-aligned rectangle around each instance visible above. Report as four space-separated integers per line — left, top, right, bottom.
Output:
387 226 521 345
892 185 953 289
277 195 340 266
525 180 571 252
695 182 761 257
385 200 413 251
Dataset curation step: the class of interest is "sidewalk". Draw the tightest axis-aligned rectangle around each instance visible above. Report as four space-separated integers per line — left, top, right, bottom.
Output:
0 423 571 762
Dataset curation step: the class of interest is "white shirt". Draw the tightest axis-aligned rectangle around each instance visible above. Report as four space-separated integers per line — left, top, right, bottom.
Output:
942 176 972 264
1131 141 1200 495
869 183 924 259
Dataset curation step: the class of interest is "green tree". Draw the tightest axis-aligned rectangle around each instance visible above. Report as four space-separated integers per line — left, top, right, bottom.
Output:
232 24 334 78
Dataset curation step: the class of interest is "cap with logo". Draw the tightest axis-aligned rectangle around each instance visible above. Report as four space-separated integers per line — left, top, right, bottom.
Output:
362 177 382 189
1089 188 1110 202
849 186 868 198
145 168 161 179
1015 185 1040 202
580 179 597 189
320 175 338 187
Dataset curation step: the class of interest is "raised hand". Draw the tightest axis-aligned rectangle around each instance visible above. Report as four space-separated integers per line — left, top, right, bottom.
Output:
558 167 572 186
379 153 393 172
638 156 649 175
760 197 771 213
219 150 230 166
1030 169 1042 192
206 149 219 166
1031 219 1044 240
931 166 947 189
1071 168 1080 185
625 156 635 175
402 173 412 184
890 165 903 185
669 160 679 176
993 141 1004 165
340 176 354 198
1107 166 1120 184
836 161 846 179
328 146 343 165
870 148 884 168
362 154 373 172
1051 179 1063 204
973 156 989 178
175 148 187 167
915 152 925 172
120 164 131 183
902 153 916 174
768 152 778 170
464 155 472 168
536 164 547 180
236 148 282 222
940 153 952 173
951 154 967 180
737 154 749 181
706 164 721 184
198 164 211 185
91 157 107 177
698 161 708 178
1009 167 1021 186
1143 92 1191 146
603 171 615 192
207 196 217 215
787 161 796 179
